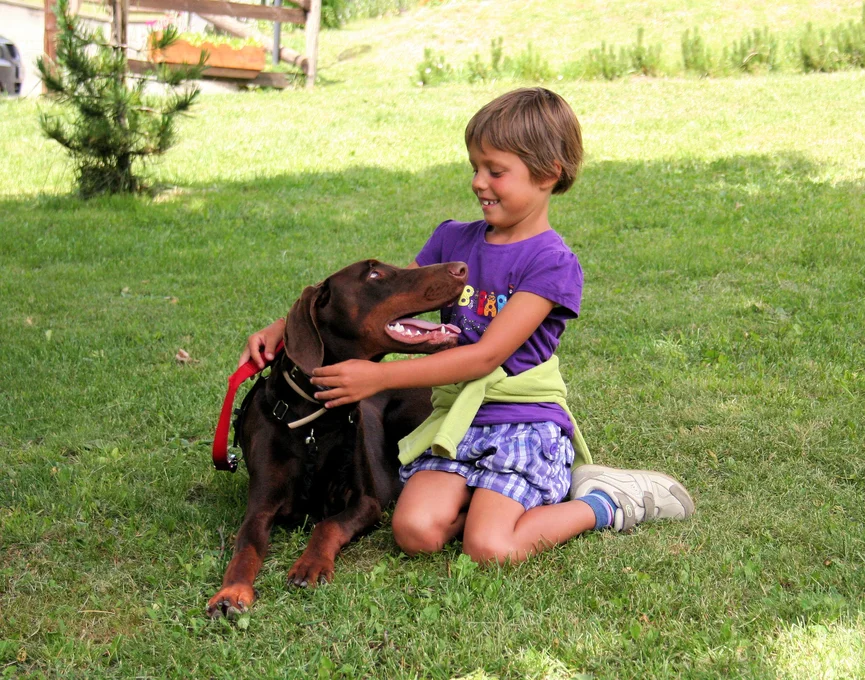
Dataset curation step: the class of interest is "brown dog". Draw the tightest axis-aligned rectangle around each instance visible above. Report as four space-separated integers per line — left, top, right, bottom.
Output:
207 259 467 618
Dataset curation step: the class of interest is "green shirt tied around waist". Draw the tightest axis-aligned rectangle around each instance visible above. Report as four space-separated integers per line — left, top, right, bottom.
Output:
397 356 592 467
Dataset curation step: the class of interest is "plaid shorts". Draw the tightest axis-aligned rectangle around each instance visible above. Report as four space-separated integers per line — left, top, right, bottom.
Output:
399 421 575 510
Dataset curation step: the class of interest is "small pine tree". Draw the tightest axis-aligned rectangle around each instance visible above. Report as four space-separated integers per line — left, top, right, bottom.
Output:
682 28 713 77
37 0 205 197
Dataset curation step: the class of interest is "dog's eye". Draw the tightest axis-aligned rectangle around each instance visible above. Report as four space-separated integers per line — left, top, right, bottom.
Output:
368 270 382 280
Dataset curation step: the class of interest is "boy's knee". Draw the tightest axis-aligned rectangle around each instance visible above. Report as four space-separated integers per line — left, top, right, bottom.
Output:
392 511 448 556
462 534 513 566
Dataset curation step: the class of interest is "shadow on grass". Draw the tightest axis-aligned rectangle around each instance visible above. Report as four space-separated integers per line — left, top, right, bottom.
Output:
1 152 862 445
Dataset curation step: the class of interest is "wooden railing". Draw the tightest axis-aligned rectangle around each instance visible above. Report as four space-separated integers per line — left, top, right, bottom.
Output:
46 0 322 89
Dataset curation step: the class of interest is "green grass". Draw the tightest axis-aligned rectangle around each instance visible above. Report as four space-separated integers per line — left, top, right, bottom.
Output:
2 0 865 677
293 0 865 83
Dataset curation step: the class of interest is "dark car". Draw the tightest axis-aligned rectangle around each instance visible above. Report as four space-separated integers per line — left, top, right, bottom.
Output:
0 35 24 96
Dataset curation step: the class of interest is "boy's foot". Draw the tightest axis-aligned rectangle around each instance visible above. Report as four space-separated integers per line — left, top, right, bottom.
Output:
570 464 694 532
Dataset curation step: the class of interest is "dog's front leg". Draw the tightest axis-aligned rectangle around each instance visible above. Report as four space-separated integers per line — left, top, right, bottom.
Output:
207 502 280 619
287 494 382 587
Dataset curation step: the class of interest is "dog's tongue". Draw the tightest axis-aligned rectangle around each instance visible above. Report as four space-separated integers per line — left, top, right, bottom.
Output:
392 318 461 334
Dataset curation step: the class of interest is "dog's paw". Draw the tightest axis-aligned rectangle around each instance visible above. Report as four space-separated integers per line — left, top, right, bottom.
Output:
287 555 334 588
206 583 256 619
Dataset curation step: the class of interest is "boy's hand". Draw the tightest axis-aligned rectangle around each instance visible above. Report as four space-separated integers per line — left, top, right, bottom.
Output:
239 319 286 369
310 360 386 408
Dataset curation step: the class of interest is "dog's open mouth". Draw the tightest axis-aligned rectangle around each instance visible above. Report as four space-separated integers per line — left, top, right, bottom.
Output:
386 318 461 345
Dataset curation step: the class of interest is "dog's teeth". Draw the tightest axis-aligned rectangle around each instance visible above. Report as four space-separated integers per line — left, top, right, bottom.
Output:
392 323 404 332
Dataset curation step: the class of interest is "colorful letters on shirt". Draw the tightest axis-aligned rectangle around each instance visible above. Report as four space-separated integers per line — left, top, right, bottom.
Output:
457 285 510 318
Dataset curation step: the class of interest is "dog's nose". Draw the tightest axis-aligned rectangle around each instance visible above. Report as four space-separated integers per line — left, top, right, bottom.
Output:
448 262 468 279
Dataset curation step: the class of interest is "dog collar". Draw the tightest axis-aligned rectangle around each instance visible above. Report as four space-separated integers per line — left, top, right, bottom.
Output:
212 341 285 472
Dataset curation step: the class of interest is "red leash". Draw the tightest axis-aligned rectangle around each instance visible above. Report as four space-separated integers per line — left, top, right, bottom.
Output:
212 341 284 472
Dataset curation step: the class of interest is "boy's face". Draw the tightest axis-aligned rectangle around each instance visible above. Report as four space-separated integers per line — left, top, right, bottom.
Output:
468 142 556 239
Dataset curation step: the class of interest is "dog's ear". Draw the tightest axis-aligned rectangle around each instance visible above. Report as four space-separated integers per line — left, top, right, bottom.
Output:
284 281 327 374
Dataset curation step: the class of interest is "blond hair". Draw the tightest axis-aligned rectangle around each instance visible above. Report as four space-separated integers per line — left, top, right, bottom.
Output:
465 88 583 194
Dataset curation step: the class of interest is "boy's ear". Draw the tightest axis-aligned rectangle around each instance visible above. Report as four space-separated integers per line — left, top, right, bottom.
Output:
538 161 563 190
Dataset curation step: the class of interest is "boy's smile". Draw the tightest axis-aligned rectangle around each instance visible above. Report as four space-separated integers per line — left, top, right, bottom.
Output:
468 142 558 244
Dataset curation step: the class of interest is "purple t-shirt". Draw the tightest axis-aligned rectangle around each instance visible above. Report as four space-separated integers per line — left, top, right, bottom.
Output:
416 219 583 435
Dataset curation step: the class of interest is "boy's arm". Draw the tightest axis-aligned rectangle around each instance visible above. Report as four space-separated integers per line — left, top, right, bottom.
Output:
310 292 555 408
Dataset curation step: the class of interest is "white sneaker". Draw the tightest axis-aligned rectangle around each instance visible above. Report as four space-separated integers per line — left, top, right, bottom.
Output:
570 464 694 532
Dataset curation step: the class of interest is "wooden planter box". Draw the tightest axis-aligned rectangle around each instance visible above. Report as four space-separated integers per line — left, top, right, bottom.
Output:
148 33 266 78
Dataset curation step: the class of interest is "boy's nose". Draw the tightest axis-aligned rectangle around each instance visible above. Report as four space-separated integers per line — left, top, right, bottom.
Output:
471 173 486 193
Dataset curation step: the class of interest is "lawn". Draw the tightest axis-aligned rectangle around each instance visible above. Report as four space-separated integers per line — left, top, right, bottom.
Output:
1 0 864 678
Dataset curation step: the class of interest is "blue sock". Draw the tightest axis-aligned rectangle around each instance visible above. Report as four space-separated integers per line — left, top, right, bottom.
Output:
577 490 617 530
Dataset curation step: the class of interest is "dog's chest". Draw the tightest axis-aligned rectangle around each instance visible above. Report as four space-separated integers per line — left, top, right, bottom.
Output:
285 425 359 522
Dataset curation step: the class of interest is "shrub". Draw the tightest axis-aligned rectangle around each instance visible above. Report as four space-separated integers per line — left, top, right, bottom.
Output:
507 42 553 81
627 27 663 76
465 38 553 83
490 36 504 73
832 7 865 67
725 27 780 73
424 6 865 86
466 37 503 84
36 0 203 197
682 27 714 76
798 23 845 72
466 53 491 83
416 48 452 86
583 42 630 80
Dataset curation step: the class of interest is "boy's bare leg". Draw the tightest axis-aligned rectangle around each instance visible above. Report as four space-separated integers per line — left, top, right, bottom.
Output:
462 489 597 564
391 470 473 555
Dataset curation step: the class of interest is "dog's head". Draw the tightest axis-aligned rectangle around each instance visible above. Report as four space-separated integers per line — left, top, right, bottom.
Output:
284 259 467 374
